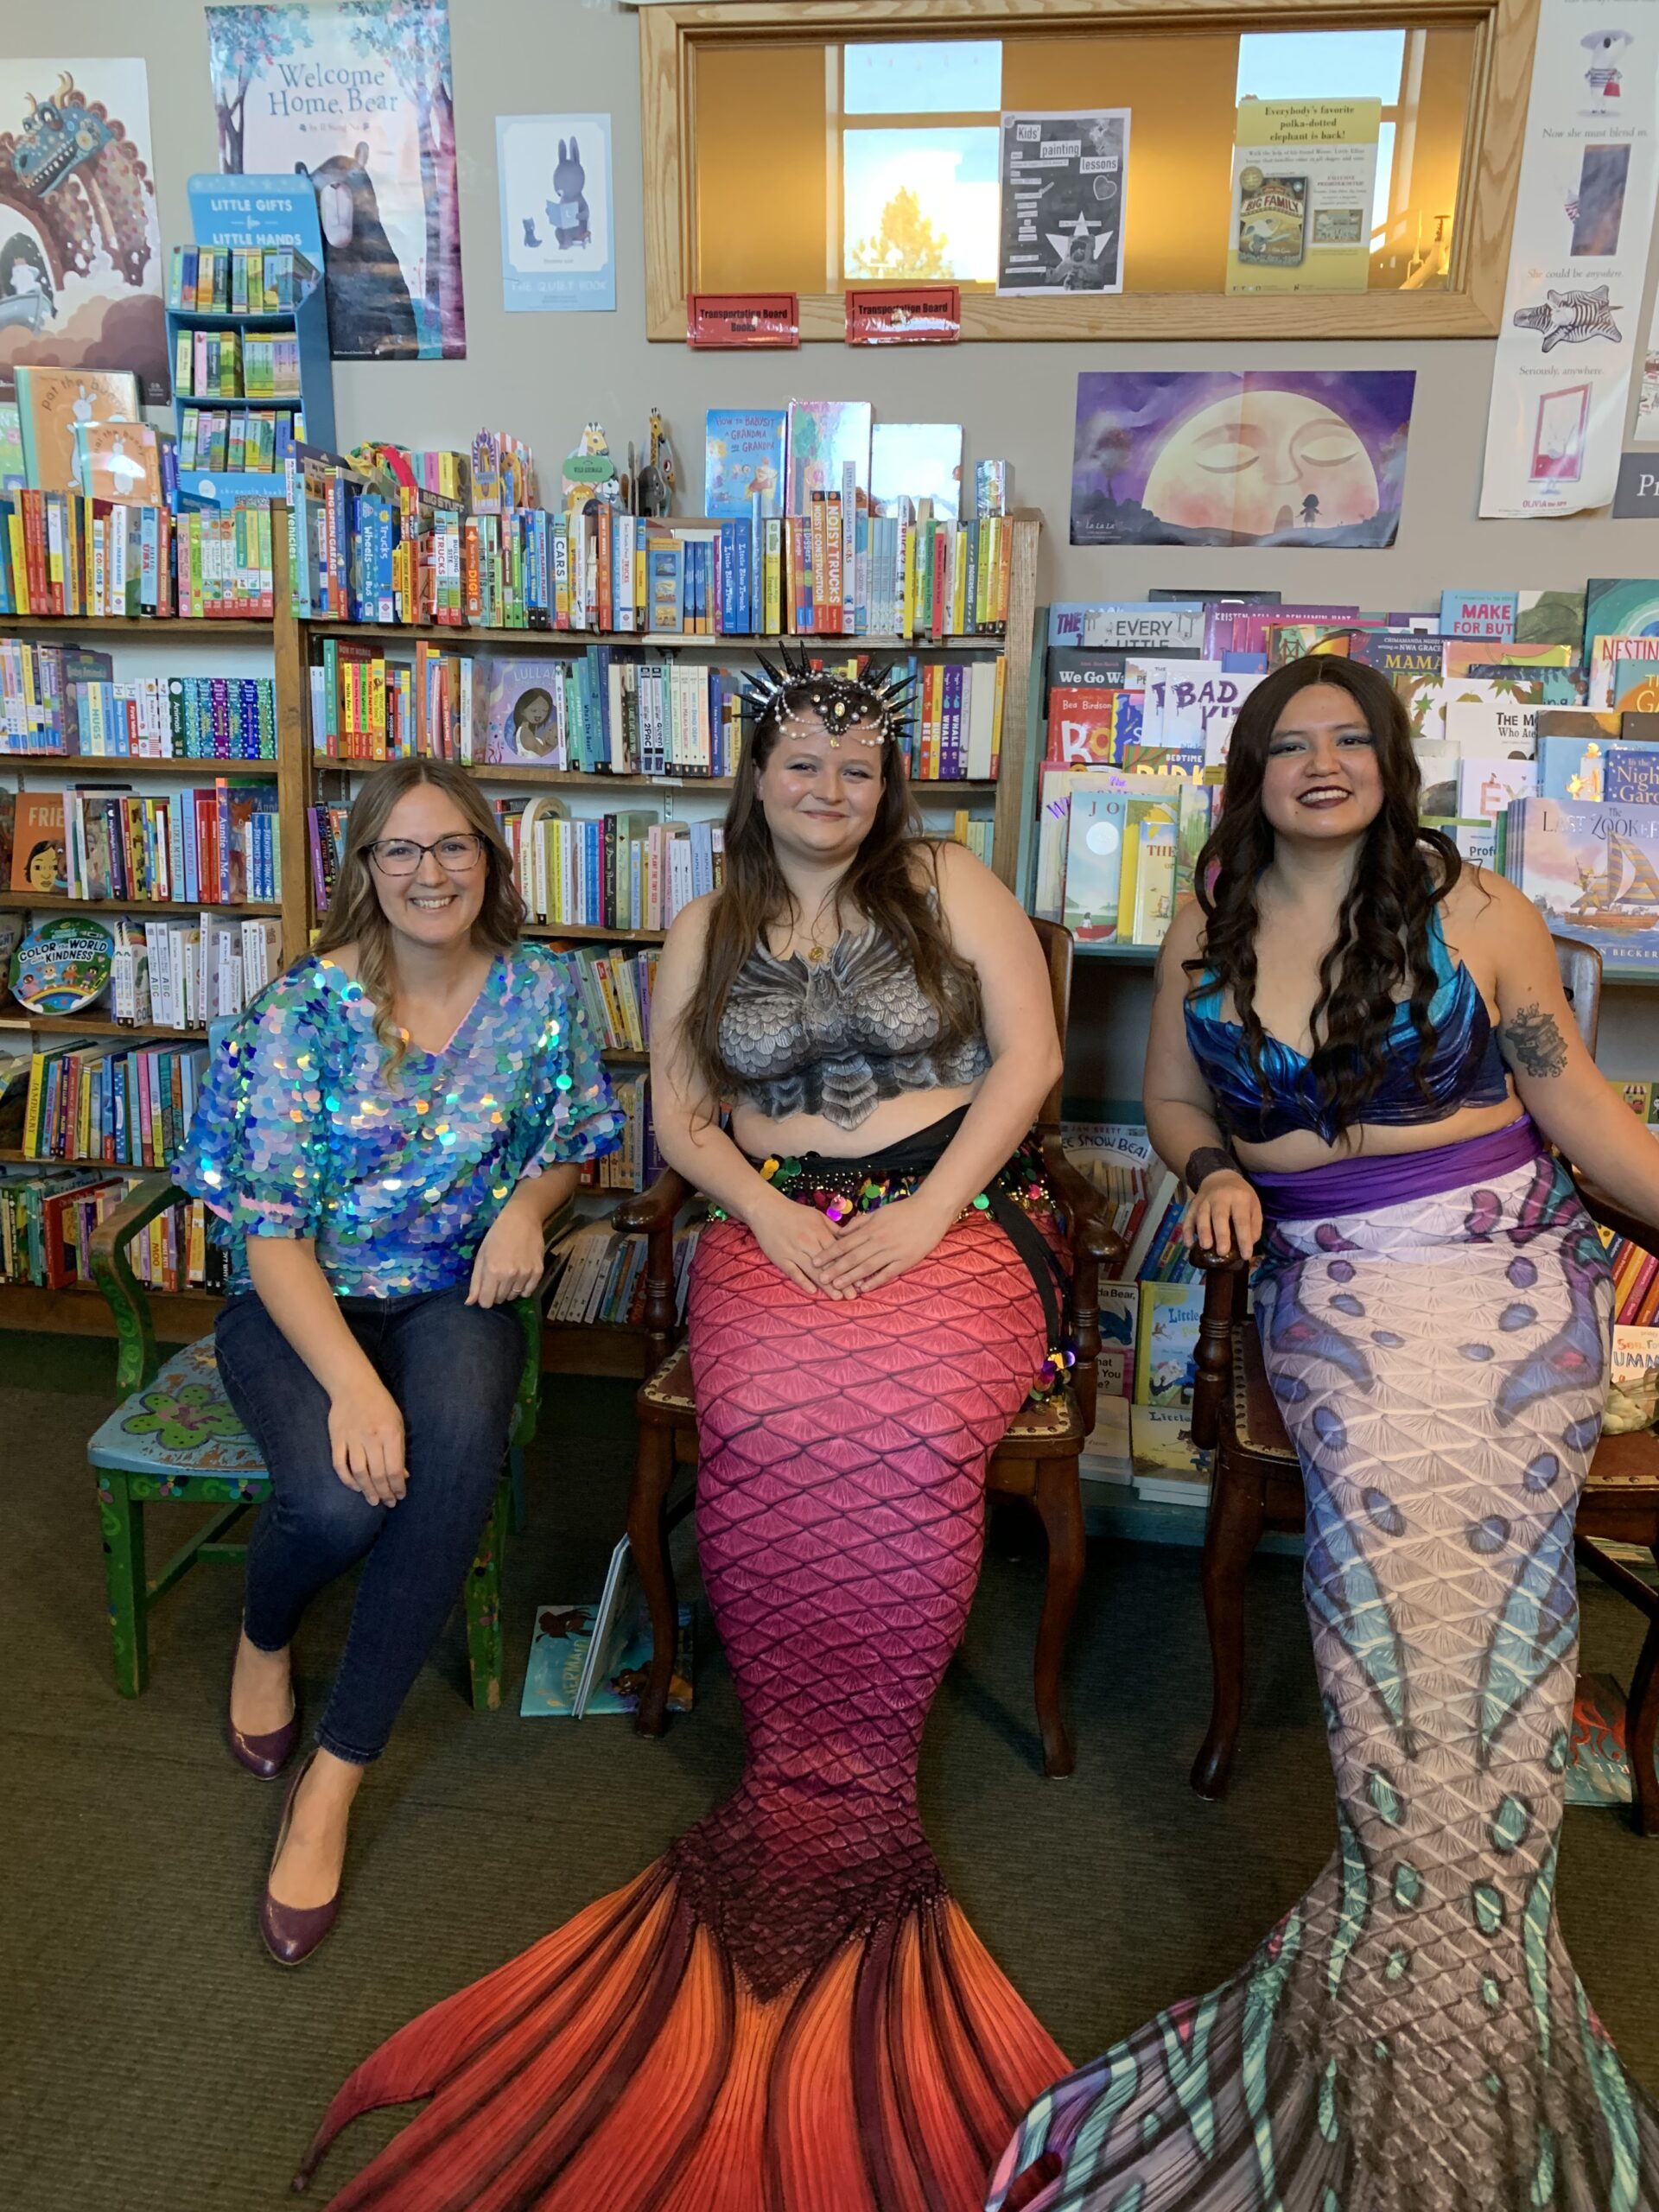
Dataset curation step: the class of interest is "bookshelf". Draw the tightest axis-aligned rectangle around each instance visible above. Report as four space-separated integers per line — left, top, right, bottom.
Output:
166 251 334 508
3 511 1043 1365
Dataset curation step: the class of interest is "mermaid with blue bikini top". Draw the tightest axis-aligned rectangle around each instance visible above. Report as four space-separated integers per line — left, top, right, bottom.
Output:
994 657 1659 2212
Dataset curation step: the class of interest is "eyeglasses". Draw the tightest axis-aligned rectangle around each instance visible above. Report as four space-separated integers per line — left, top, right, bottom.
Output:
366 833 486 876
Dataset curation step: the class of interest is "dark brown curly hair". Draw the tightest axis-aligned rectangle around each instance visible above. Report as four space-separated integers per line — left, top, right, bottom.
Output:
1187 654 1462 1139
680 687 982 1102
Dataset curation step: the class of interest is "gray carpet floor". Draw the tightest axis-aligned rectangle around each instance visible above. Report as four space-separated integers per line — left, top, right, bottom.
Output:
2 1327 1656 2210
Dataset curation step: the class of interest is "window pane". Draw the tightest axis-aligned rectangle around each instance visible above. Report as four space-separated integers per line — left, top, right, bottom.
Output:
1371 119 1397 244
843 129 999 283
1236 29 1406 105
844 39 1001 115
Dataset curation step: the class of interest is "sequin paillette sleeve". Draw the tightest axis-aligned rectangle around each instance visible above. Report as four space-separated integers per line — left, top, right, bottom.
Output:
174 962 336 1242
517 950 623 1174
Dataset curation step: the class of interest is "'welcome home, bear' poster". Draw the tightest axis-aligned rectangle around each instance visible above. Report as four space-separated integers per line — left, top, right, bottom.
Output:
0 59 169 402
206 0 466 360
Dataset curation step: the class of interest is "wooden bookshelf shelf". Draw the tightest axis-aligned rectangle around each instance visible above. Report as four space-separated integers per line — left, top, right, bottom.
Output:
0 1009 207 1041
0 893 280 917
2 756 277 777
303 620 1005 652
600 1048 649 1068
526 922 665 945
0 616 272 636
0 1149 159 1170
0 1278 220 1342
312 753 996 795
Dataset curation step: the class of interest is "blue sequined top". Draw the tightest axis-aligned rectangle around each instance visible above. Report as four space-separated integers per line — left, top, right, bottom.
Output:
175 946 621 1297
1184 907 1510 1146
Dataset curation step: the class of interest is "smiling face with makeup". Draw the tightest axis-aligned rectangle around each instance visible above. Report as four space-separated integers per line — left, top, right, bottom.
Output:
1258 677 1386 849
753 704 888 872
1142 387 1380 537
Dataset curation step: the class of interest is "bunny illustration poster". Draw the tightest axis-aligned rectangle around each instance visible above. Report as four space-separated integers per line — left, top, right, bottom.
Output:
496 113 614 314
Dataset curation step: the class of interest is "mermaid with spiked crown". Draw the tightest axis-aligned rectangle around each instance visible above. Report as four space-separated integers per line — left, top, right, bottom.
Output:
296 650 1080 2209
992 654 1659 2212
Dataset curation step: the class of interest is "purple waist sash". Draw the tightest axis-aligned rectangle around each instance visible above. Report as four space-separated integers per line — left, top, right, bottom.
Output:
1250 1113 1542 1224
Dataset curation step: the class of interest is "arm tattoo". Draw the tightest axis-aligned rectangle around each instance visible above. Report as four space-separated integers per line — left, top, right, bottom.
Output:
1498 1002 1569 1078
1185 1145 1238 1192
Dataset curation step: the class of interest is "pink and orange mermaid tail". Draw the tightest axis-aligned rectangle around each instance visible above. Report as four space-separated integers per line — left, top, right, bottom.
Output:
297 1211 1069 2211
991 1154 1659 2212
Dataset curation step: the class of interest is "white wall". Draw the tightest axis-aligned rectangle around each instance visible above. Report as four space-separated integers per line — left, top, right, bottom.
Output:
36 0 1659 1075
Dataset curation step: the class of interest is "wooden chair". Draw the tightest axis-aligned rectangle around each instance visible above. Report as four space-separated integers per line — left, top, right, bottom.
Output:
1186 934 1659 1833
611 918 1121 1778
85 1176 561 1711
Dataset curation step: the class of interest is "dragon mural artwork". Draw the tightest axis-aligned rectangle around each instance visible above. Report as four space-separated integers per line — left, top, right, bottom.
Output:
0 62 168 399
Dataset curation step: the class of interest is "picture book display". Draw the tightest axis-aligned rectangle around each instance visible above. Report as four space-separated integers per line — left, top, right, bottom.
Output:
8 914 115 1015
13 367 142 496
703 409 785 517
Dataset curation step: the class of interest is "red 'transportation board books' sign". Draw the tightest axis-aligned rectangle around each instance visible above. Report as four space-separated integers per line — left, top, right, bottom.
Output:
686 294 800 349
845 286 962 345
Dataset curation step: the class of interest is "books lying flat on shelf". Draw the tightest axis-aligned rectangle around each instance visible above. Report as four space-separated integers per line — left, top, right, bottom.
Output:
544 1218 701 1327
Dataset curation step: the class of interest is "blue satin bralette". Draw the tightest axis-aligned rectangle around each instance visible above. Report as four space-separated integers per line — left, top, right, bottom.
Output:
1183 907 1510 1146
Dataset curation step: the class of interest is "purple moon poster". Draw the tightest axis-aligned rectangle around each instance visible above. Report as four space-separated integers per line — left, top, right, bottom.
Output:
1071 369 1415 549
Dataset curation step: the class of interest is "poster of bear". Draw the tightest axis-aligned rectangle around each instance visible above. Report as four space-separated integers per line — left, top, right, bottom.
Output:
206 0 465 360
0 59 168 402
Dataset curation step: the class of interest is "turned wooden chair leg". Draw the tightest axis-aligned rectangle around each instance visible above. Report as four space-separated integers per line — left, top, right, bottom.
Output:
627 1424 679 1738
1031 1458 1086 1780
1191 1458 1266 1801
1626 1593 1659 1840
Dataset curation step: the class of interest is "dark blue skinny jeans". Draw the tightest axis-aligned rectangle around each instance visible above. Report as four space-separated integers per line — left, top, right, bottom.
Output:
214 1282 522 1764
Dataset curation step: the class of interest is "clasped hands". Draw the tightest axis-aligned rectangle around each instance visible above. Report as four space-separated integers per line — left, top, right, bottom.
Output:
751 1186 953 1299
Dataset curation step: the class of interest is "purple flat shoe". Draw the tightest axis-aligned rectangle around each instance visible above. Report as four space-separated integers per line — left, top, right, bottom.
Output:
260 1753 340 1967
227 1704 301 1780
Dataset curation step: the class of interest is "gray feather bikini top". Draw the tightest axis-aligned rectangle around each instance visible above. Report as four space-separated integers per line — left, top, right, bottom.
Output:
720 924 991 1131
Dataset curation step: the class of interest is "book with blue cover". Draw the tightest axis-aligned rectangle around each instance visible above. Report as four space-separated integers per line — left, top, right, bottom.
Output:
704 407 785 518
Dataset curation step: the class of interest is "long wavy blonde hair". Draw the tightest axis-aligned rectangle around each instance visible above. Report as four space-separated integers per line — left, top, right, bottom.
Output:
312 759 526 1081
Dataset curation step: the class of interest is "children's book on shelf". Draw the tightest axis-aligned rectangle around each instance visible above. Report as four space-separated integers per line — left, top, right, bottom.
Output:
869 423 963 519
703 409 785 518
8 915 114 1014
1503 798 1659 969
477 657 569 764
0 1164 223 1293
1134 1279 1206 1409
13 367 141 496
1129 1405 1209 1504
10 794 69 895
785 400 872 512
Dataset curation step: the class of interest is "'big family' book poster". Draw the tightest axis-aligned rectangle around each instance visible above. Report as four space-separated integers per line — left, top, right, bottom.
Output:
207 1 466 359
0 60 168 401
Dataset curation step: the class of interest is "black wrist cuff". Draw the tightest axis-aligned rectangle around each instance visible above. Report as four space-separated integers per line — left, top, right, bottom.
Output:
1185 1146 1237 1192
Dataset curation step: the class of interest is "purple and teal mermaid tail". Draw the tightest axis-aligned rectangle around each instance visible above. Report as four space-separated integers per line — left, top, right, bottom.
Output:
995 1154 1659 2211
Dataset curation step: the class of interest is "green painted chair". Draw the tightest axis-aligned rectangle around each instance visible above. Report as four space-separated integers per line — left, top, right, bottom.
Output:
86 1174 556 1713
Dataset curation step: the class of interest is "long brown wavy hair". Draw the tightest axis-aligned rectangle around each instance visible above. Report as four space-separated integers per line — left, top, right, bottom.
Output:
311 759 525 1082
681 690 982 1100
1188 654 1461 1138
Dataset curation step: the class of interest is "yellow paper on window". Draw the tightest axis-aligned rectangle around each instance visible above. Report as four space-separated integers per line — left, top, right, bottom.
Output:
1226 99 1381 296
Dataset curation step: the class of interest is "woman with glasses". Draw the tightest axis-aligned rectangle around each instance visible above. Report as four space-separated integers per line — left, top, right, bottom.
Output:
175 760 619 1966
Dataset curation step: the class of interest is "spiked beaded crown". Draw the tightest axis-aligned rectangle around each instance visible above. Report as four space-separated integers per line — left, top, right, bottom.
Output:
739 643 916 743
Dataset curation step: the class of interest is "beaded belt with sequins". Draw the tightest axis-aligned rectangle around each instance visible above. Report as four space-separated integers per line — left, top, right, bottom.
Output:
718 1106 1076 1401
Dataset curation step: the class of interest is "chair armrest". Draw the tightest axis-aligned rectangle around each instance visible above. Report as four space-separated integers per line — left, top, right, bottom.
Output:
1189 1244 1249 1452
89 1174 187 1396
506 1196 582 1451
613 1167 692 1237
1569 1169 1659 1259
611 1167 696 1366
1039 1133 1124 1436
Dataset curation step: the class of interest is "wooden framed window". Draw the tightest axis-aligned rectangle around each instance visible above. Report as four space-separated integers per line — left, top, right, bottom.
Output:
640 0 1537 340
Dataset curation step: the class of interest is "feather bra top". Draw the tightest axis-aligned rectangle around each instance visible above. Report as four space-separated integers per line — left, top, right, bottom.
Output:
720 925 991 1131
1184 906 1510 1146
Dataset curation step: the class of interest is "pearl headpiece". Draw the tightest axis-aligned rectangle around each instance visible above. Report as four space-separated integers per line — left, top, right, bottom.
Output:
741 642 915 747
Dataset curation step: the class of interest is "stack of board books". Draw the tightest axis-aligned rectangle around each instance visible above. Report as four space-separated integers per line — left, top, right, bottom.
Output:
1037 584 1659 974
0 1162 219 1293
0 493 276 619
168 244 315 315
10 784 281 906
0 648 276 760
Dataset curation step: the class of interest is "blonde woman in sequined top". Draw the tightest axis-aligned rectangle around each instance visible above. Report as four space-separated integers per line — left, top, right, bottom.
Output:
175 760 619 1966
